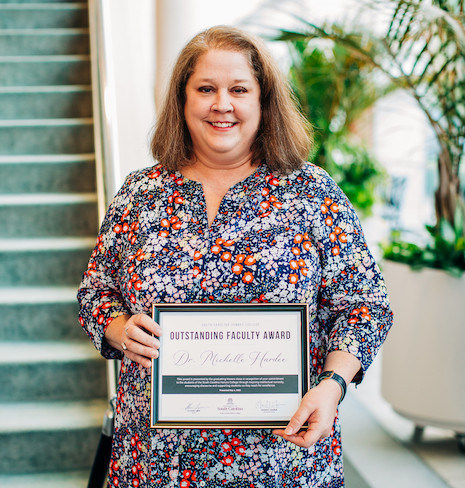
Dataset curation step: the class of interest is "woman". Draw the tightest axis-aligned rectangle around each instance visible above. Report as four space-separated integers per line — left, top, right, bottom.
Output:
78 26 392 487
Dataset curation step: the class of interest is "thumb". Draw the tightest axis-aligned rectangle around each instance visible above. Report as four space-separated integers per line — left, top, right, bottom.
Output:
285 401 313 435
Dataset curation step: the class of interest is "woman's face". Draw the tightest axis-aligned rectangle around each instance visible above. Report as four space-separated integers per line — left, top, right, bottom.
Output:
184 49 261 166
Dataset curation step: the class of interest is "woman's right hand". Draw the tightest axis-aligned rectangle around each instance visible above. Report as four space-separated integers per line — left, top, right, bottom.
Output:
104 313 162 368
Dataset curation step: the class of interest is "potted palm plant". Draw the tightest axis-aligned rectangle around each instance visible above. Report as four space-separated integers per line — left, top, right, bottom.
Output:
267 0 465 446
283 38 387 217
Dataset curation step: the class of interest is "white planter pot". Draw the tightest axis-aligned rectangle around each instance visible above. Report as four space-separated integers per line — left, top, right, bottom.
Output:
381 261 465 433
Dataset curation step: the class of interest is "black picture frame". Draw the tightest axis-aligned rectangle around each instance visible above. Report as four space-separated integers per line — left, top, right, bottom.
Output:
151 303 309 428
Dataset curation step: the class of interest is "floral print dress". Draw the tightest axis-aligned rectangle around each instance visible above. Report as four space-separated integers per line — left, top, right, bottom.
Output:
78 162 392 488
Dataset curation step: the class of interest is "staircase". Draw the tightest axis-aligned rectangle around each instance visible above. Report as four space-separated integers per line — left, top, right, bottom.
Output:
0 1 107 485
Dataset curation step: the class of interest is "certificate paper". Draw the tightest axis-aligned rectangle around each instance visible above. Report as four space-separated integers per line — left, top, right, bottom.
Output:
151 304 309 428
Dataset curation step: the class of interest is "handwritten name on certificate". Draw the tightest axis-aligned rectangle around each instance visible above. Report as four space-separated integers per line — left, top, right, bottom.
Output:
153 305 308 427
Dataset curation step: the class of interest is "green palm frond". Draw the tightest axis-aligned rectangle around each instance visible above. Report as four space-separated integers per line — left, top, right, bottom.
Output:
274 0 465 232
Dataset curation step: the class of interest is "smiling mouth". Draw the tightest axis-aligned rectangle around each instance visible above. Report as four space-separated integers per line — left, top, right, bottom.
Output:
209 122 237 128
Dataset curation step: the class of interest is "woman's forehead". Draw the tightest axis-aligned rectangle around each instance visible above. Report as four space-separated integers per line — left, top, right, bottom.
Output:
190 49 257 81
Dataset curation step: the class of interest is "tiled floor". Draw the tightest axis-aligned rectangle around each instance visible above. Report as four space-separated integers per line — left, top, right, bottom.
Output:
342 354 465 488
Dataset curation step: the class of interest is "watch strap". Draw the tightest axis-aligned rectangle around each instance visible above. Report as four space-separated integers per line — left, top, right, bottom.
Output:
317 370 347 404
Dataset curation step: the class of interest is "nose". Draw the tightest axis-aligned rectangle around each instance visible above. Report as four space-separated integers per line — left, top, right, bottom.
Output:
212 90 233 112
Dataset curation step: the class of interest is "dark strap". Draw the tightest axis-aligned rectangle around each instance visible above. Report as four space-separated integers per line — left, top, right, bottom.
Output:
317 370 347 404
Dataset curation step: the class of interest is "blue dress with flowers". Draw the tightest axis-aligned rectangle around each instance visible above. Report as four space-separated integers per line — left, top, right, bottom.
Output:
78 162 392 488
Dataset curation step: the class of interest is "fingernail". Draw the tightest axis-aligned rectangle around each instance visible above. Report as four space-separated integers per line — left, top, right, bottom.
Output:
285 426 293 435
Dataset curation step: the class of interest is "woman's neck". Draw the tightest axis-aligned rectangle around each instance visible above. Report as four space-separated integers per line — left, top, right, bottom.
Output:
181 154 257 189
181 154 258 227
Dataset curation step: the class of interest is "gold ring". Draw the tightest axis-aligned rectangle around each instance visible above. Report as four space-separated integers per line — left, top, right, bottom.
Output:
125 326 130 338
122 341 128 351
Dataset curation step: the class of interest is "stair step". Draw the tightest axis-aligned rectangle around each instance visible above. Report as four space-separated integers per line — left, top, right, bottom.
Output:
0 28 89 55
0 152 94 163
0 85 92 118
0 193 98 238
0 284 78 303
0 250 90 285
0 341 107 402
0 298 86 342
0 236 95 250
0 191 97 204
0 400 106 474
0 399 106 432
0 0 84 3
0 470 90 488
0 55 90 85
0 427 101 474
0 4 88 29
0 117 94 155
0 286 84 342
0 237 94 286
0 152 96 193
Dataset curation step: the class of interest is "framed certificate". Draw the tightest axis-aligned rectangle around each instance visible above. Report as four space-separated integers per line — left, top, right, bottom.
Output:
150 303 309 428
150 304 309 429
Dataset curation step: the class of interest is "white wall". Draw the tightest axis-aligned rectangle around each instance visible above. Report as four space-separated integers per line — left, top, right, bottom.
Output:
104 0 156 191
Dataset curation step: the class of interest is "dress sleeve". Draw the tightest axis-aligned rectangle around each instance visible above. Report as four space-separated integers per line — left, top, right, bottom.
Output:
77 176 134 359
311 171 393 382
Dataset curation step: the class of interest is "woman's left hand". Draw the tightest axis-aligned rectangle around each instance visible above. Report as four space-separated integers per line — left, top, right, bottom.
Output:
273 379 341 448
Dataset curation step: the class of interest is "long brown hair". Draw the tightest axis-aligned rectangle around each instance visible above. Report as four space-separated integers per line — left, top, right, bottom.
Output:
151 25 312 174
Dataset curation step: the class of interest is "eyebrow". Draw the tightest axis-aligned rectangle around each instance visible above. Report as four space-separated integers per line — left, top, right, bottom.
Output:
194 78 252 84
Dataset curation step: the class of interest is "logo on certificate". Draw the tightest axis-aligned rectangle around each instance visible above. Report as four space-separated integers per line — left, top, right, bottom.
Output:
217 397 244 414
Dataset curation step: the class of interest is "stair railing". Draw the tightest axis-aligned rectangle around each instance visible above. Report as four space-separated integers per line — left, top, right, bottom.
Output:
87 0 122 485
88 0 122 216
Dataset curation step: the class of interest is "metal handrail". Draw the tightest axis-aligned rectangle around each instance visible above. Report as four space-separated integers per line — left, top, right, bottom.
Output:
88 0 121 214
87 2 122 485
88 0 121 403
